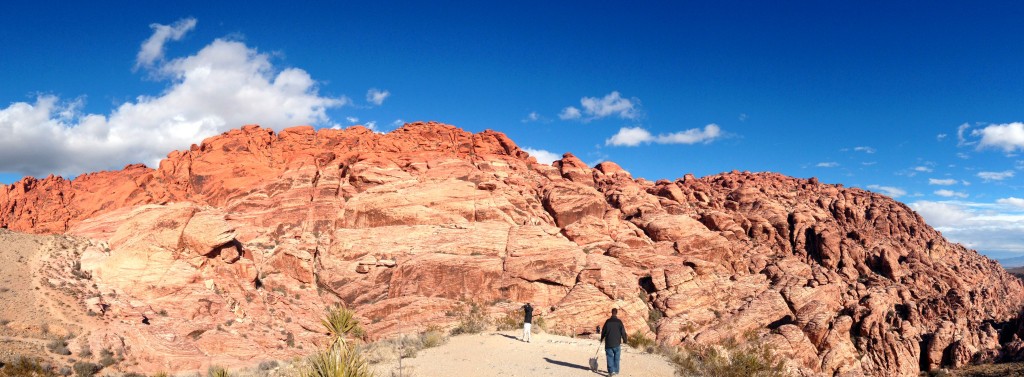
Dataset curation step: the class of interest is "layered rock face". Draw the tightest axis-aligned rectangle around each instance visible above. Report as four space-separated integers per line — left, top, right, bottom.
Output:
1 122 1022 375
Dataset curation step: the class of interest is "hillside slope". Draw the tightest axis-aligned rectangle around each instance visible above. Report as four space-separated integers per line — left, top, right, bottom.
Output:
1 122 1022 376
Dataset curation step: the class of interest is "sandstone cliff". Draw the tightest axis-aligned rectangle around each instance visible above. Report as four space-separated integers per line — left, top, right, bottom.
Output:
1 122 1021 376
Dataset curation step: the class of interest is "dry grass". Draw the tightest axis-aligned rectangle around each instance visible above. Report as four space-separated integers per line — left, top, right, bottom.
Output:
668 339 788 377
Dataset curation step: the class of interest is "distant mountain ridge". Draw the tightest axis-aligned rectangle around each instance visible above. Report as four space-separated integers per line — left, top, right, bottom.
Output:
1 122 1023 376
999 255 1024 268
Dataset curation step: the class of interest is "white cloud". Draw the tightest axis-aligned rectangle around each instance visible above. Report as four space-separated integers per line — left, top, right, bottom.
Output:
136 18 197 68
853 146 876 154
346 116 359 123
816 162 839 168
561 91 638 122
523 148 560 164
605 124 722 147
937 133 947 141
978 170 1015 181
0 19 346 178
366 88 390 106
997 197 1024 209
935 189 968 198
867 185 906 198
522 111 542 123
392 119 405 127
929 178 957 185
966 123 1024 153
910 200 1024 254
914 166 933 172
558 106 582 120
972 122 1024 152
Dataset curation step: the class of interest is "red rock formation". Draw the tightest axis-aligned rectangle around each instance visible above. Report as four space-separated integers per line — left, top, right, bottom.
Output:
2 121 1022 376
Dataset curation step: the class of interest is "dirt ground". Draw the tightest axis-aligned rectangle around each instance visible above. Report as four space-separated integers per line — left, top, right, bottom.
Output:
0 229 104 369
370 330 676 377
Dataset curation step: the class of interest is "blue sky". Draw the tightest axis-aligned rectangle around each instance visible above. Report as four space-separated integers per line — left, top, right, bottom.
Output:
1 2 1023 257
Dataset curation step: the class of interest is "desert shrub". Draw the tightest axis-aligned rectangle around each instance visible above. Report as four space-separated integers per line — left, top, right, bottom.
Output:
258 360 280 371
3 357 58 377
419 326 448 349
207 366 229 377
97 349 116 367
299 346 374 377
495 308 523 331
72 361 101 377
626 330 657 353
449 303 489 335
322 306 364 347
47 338 72 356
670 340 787 377
78 344 93 358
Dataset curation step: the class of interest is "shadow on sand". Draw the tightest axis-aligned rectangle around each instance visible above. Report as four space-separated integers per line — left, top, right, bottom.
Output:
493 332 520 341
543 357 599 373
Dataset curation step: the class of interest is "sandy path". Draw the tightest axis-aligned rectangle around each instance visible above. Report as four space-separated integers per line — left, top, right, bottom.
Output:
371 331 676 377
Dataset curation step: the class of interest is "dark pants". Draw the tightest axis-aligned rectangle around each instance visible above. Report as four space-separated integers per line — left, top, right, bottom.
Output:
605 345 621 374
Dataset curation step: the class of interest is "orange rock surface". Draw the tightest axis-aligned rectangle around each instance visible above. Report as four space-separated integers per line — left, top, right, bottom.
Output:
2 121 1022 376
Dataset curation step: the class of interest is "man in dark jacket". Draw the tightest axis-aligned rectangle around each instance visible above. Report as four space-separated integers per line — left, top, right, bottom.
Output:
600 308 627 376
522 302 534 342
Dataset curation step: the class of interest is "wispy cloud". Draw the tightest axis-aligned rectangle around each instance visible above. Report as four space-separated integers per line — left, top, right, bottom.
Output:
560 91 639 122
935 189 968 198
521 111 547 123
606 124 721 147
136 18 196 68
929 178 957 185
0 18 346 178
867 184 906 198
366 88 390 106
957 123 972 146
345 116 359 123
523 148 560 164
816 162 839 168
937 133 947 141
978 170 1015 181
914 166 933 173
972 122 1024 153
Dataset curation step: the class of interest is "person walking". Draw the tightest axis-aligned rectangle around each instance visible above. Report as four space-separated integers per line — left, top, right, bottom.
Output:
600 308 627 376
522 302 534 342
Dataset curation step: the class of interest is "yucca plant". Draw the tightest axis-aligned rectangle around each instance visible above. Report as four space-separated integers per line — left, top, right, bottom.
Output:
300 341 374 377
207 365 230 377
321 305 365 348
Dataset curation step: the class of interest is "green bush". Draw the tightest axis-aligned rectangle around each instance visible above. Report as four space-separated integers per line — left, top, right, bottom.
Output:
670 340 788 377
321 306 365 347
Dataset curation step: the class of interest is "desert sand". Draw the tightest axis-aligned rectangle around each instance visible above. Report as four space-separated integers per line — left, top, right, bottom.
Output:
370 331 675 377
